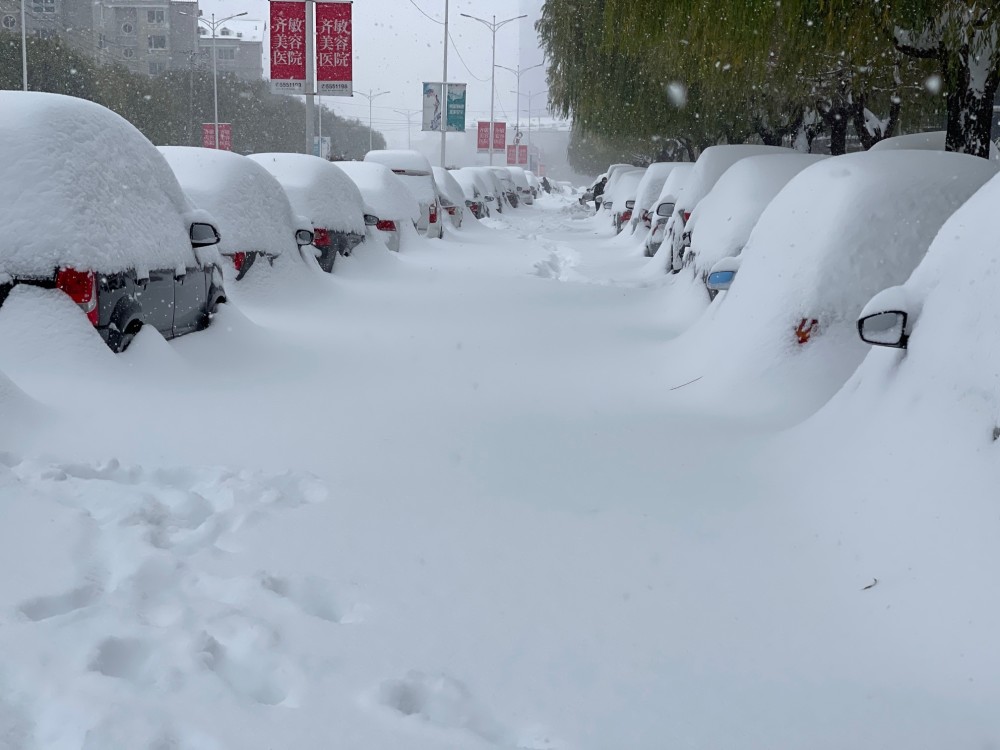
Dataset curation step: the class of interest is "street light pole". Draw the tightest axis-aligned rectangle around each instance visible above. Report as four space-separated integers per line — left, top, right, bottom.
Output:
393 109 419 149
20 0 27 91
357 89 390 152
198 11 248 149
439 0 449 167
460 12 526 166
496 62 543 145
516 89 548 170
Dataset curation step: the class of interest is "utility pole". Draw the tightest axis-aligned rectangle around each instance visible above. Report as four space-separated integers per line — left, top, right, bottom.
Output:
439 0 449 167
198 11 248 148
460 12 526 166
20 0 27 91
305 0 315 154
496 62 543 143
393 109 420 149
358 89 390 152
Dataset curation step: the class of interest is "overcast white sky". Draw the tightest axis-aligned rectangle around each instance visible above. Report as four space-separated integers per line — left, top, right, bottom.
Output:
197 0 550 148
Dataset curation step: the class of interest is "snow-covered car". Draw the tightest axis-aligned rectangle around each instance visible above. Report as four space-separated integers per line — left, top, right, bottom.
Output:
663 145 792 271
335 161 421 253
869 131 1000 161
451 169 488 219
248 153 366 273
489 167 519 208
632 162 684 233
505 167 534 206
0 91 225 352
684 153 827 293
610 169 646 233
524 170 542 197
601 167 644 222
159 147 314 280
458 167 500 214
689 150 996 403
644 164 694 257
364 150 443 238
432 167 465 229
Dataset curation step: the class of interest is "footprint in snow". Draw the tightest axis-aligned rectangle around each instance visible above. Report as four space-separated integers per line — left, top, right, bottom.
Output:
18 583 102 622
200 613 298 706
258 572 344 623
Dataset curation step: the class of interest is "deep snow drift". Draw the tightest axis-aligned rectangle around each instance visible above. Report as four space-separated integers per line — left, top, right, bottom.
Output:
0 191 998 749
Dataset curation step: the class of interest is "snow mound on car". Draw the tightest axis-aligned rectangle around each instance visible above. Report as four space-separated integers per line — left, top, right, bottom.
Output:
687 153 827 279
0 92 196 277
675 145 793 214
334 161 421 222
667 150 998 420
248 153 366 234
870 130 1000 161
634 162 685 223
160 147 300 259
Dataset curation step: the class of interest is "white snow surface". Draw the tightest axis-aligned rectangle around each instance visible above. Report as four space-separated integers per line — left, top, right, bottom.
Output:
687 153 827 278
364 148 434 175
450 169 484 201
871 130 1000 161
611 170 645 205
674 145 793 214
247 153 366 234
652 163 694 207
602 167 644 204
160 147 300 259
334 161 421 222
5 186 1000 749
0 92 198 277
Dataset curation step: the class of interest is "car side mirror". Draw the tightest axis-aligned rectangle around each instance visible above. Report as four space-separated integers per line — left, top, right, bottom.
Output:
858 310 908 348
625 200 635 210
295 228 314 247
656 202 674 218
364 214 379 226
706 269 736 292
190 222 220 248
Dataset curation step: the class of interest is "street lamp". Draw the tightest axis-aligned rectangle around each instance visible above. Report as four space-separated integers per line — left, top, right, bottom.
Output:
199 11 248 149
19 0 27 91
495 62 543 136
459 12 526 165
515 89 549 166
357 89 391 153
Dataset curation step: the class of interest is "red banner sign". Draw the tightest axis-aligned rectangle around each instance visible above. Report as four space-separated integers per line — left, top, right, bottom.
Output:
316 2 352 96
202 123 232 150
518 144 528 165
270 1 306 95
477 121 490 152
506 145 517 165
492 122 506 151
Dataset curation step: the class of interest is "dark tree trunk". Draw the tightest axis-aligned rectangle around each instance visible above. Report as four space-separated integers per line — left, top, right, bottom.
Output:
851 94 902 150
757 127 784 146
818 104 850 155
942 49 1000 159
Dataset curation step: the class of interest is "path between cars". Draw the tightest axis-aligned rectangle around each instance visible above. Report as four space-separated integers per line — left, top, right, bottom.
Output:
0 194 995 749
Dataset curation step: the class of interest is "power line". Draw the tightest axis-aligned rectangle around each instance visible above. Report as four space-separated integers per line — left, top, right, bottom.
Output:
407 0 443 25
447 31 489 82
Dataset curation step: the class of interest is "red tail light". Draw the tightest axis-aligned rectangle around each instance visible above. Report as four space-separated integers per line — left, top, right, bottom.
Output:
313 227 331 247
429 203 438 224
56 268 98 325
622 210 632 221
376 219 397 232
470 202 481 214
232 252 246 271
682 210 691 223
445 206 457 215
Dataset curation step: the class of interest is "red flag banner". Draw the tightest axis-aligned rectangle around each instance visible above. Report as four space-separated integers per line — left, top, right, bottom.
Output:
202 123 232 150
518 144 528 165
506 145 517 165
270 1 307 95
492 122 507 151
477 121 490 152
316 2 352 96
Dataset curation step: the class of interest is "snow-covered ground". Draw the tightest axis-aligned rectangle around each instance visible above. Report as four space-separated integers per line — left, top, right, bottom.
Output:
1 193 998 749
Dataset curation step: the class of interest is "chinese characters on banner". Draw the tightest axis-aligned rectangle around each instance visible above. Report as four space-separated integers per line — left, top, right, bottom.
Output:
316 2 352 96
202 123 232 150
518 144 528 165
269 1 307 95
477 121 507 152
422 83 466 131
506 145 517 165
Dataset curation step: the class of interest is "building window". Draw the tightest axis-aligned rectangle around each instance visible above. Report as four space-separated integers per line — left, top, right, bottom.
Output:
121 21 134 34
33 28 54 39
149 61 166 75
1 15 16 29
123 47 135 59
147 9 164 24
148 34 167 50
31 0 55 13
216 47 236 61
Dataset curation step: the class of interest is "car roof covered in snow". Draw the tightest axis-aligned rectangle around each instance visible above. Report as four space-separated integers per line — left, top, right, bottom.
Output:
450 169 483 200
653 164 695 206
603 167 644 203
676 145 794 212
160 147 301 258
334 161 421 222
432 167 465 206
612 170 646 204
870 131 1000 161
247 153 366 234
707 150 997 378
0 92 201 277
505 166 531 189
634 162 685 217
688 153 828 277
364 149 433 175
